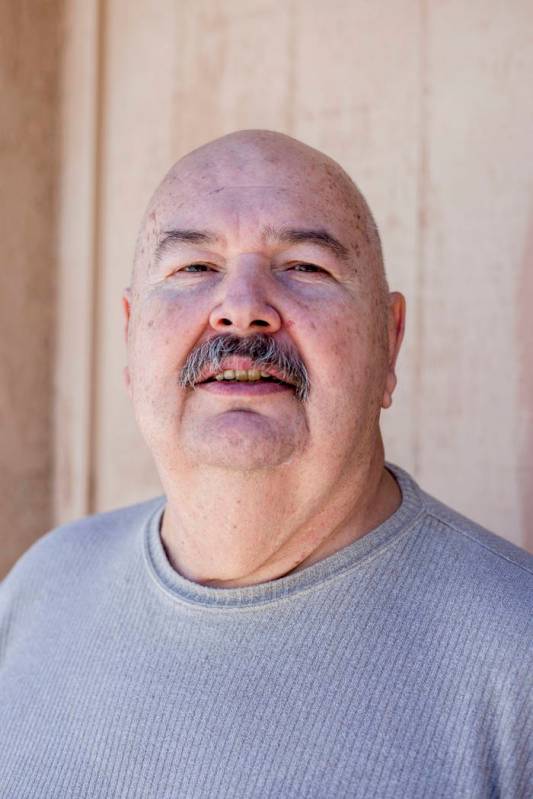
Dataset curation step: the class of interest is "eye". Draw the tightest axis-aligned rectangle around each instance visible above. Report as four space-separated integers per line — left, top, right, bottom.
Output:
181 263 215 273
164 262 216 280
290 262 328 274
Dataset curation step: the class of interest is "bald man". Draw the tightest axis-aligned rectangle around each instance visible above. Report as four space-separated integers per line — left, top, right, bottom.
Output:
1 131 532 799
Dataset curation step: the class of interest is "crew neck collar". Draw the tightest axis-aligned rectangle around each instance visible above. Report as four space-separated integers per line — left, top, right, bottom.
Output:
142 463 424 611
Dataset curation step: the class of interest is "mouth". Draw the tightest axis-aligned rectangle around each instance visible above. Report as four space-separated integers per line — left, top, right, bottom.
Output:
195 358 296 391
201 369 292 387
179 335 310 402
195 360 296 397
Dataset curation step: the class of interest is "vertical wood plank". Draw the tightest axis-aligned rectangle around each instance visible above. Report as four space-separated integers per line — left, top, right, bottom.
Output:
54 0 100 523
418 0 533 545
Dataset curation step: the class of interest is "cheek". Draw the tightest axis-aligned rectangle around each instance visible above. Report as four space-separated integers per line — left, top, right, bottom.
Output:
130 292 205 378
302 301 384 420
305 299 365 376
127 299 208 427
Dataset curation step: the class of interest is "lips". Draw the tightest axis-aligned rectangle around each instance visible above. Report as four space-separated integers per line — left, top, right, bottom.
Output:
197 378 293 397
195 357 295 388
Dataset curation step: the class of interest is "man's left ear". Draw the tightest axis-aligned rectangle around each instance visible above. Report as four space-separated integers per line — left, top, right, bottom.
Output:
122 288 132 338
382 292 406 409
122 288 132 394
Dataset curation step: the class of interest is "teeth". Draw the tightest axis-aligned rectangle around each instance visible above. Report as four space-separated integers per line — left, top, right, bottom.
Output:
212 368 273 382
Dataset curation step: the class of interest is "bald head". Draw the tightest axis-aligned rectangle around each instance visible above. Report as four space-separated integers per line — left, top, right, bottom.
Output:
132 129 387 299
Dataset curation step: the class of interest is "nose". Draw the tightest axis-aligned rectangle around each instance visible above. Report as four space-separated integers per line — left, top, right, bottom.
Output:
208 262 282 334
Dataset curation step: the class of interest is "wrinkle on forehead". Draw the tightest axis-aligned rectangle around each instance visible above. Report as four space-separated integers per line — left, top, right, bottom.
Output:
206 184 292 196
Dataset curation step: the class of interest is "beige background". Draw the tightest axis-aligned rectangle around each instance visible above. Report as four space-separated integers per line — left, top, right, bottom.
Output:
2 0 532 578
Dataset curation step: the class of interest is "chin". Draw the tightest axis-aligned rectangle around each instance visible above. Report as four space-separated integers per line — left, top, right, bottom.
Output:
187 437 296 471
183 413 307 471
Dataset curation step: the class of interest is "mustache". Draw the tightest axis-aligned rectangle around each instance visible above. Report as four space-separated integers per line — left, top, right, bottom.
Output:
178 334 311 402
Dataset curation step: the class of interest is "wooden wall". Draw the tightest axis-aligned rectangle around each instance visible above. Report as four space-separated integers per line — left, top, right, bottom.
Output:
2 0 532 577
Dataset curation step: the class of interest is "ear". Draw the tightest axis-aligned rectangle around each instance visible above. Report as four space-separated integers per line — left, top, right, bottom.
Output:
382 291 406 409
122 287 132 340
122 288 132 394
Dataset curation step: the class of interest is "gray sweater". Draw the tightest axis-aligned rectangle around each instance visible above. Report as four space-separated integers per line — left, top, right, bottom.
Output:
1 464 532 798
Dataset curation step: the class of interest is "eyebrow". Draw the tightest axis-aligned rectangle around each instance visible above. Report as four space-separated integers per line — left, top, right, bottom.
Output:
154 225 351 262
262 225 351 260
155 229 220 262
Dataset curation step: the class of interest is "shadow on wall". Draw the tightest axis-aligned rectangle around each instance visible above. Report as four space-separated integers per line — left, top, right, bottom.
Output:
0 1 64 578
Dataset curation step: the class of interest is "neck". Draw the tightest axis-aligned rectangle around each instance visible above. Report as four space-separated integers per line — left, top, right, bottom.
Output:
160 443 401 588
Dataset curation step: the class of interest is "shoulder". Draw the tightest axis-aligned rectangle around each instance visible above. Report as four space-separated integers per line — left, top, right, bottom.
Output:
412 484 533 644
0 498 165 664
0 498 165 658
1 496 165 597
391 463 532 582
390 465 533 638
419 487 533 582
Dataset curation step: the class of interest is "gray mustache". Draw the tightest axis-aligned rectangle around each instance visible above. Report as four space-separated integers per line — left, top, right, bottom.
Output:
178 334 310 402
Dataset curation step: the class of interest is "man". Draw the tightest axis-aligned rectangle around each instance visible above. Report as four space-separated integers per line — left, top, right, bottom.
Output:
1 130 531 798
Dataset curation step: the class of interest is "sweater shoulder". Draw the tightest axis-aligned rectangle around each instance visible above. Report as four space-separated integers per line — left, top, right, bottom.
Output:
419 489 533 579
386 483 533 670
413 490 533 633
1 497 165 592
0 498 165 667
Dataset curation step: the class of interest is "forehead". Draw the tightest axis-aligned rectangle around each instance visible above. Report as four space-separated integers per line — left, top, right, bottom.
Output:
161 187 346 234
148 164 363 254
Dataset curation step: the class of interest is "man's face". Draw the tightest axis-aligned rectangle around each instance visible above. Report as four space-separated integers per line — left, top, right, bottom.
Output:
124 136 403 483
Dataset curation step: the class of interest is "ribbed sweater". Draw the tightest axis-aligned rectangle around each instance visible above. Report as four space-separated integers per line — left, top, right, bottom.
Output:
1 464 532 798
